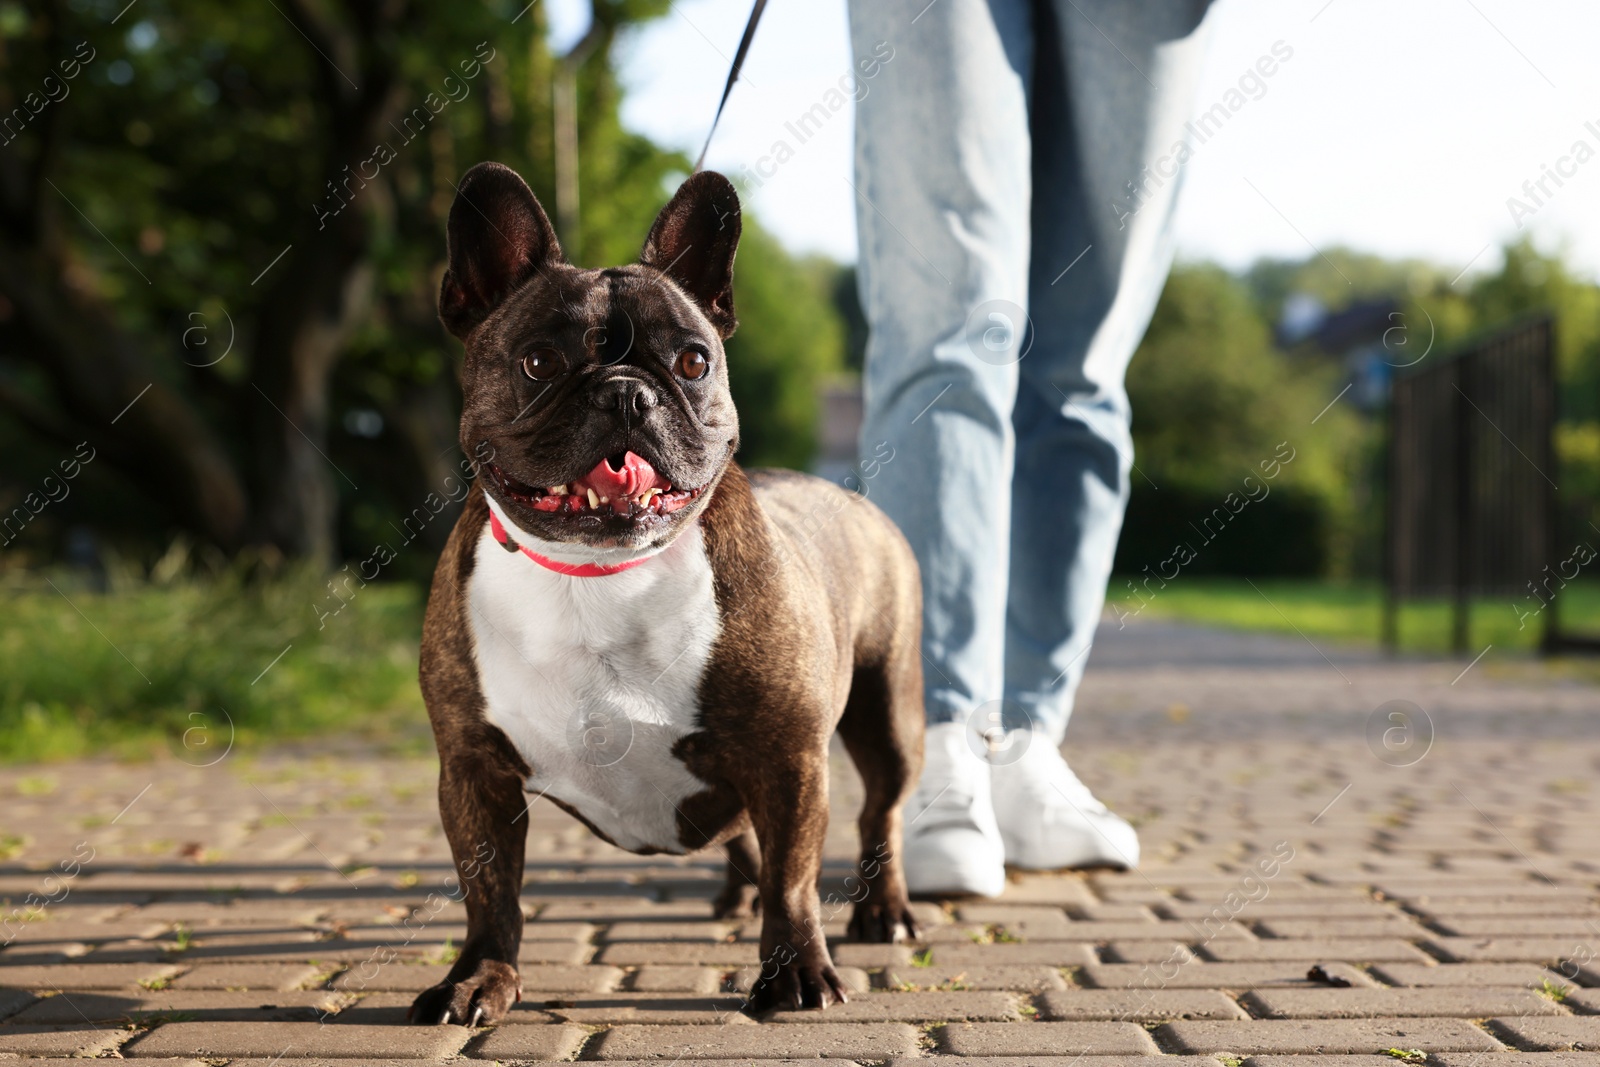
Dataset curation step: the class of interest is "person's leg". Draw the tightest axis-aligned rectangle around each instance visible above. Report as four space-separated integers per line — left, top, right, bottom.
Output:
991 0 1216 869
849 0 1033 896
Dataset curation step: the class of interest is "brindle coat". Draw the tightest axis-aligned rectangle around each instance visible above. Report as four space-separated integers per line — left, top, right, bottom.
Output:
408 163 924 1024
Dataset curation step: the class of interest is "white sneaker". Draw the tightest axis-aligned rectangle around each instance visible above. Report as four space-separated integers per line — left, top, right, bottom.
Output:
989 729 1140 870
901 722 1006 897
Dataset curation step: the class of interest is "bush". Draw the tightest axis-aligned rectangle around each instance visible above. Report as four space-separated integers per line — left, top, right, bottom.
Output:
1116 263 1368 578
721 218 847 469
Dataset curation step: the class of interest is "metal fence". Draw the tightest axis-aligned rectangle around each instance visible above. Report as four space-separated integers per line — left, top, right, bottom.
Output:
1382 314 1586 653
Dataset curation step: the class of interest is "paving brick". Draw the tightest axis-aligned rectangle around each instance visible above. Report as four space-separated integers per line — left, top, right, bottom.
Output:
0 918 173 944
1375 882 1588 899
933 1020 1160 1056
1038 988 1248 1021
732 918 849 943
1434 1057 1600 1067
520 920 597 941
1244 1058 1443 1067
1082 961 1377 989
1199 939 1431 963
586 1022 921 1059
0 1025 132 1057
924 922 1004 943
629 965 725 993
889 1060 1163 1067
6 628 1599 1065
1566 987 1600 1012
956 904 1069 923
919 941 1095 966
764 991 1021 1022
1241 986 1565 1018
329 961 448 993
122 1020 473 1058
1099 941 1196 963
831 943 913 967
603 921 732 942
167 961 326 990
11 989 348 1024
128 901 325 925
596 941 758 966
1161 902 1398 920
1254 918 1430 939
528 993 747 1025
0 1061 206 1067
1156 1017 1505 1054
536 899 698 921
1432 917 1600 937
1069 903 1158 921
1492 1016 1600 1051
462 1022 588 1060
318 991 468 1025
725 965 871 996
0 947 89 966
989 877 1097 907
1067 919 1255 941
0 986 36 1020
517 940 593 963
1429 937 1599 965
0 961 181 990
873 964 1069 992
1409 898 1599 917
1371 962 1572 987
952 905 1078 939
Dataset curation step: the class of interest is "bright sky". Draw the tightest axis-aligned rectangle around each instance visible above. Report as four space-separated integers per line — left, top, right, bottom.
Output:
560 0 1600 280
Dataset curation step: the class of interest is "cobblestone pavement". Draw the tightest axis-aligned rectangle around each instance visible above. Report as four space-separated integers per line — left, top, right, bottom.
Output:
2 619 1598 1065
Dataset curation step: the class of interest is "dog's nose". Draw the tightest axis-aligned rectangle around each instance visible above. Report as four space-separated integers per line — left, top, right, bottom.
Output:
590 376 659 416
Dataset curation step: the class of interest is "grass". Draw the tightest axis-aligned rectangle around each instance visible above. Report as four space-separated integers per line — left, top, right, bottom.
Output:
1105 577 1600 656
1538 976 1571 1002
0 562 428 764
7 559 1595 767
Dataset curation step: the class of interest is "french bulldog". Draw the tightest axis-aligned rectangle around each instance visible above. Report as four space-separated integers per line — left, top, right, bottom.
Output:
407 162 925 1025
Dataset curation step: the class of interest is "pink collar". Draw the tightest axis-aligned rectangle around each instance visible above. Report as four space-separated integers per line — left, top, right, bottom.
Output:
488 510 651 577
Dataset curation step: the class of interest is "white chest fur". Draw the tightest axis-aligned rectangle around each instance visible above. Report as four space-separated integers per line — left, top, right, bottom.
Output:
466 519 721 854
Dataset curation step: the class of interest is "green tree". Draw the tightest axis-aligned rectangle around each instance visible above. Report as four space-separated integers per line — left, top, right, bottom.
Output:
1118 263 1366 577
722 219 844 469
0 0 843 566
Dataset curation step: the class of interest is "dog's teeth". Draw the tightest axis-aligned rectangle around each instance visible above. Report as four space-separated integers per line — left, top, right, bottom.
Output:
550 485 567 496
587 487 600 509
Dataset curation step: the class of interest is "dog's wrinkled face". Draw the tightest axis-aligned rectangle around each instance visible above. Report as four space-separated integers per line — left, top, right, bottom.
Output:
440 163 742 552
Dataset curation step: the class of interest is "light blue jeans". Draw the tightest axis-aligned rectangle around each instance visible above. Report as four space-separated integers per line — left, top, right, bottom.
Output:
850 0 1215 742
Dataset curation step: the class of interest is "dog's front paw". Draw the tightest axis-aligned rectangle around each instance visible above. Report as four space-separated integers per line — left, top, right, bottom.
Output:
407 958 521 1026
847 897 919 943
745 948 848 1013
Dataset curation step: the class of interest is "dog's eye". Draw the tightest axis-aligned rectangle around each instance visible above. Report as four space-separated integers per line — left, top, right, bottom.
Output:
521 349 565 382
676 349 709 381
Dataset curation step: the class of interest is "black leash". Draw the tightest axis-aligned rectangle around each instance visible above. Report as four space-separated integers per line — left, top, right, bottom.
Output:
693 0 768 173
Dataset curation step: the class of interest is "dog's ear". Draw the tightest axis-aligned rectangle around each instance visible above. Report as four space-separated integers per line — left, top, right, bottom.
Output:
439 162 563 339
641 171 741 338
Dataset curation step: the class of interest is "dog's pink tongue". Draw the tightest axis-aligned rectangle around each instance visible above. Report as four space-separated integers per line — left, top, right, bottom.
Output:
583 451 666 502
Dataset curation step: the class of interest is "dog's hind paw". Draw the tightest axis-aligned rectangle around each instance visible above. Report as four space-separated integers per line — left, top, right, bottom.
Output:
847 897 918 943
407 958 521 1026
710 882 761 919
